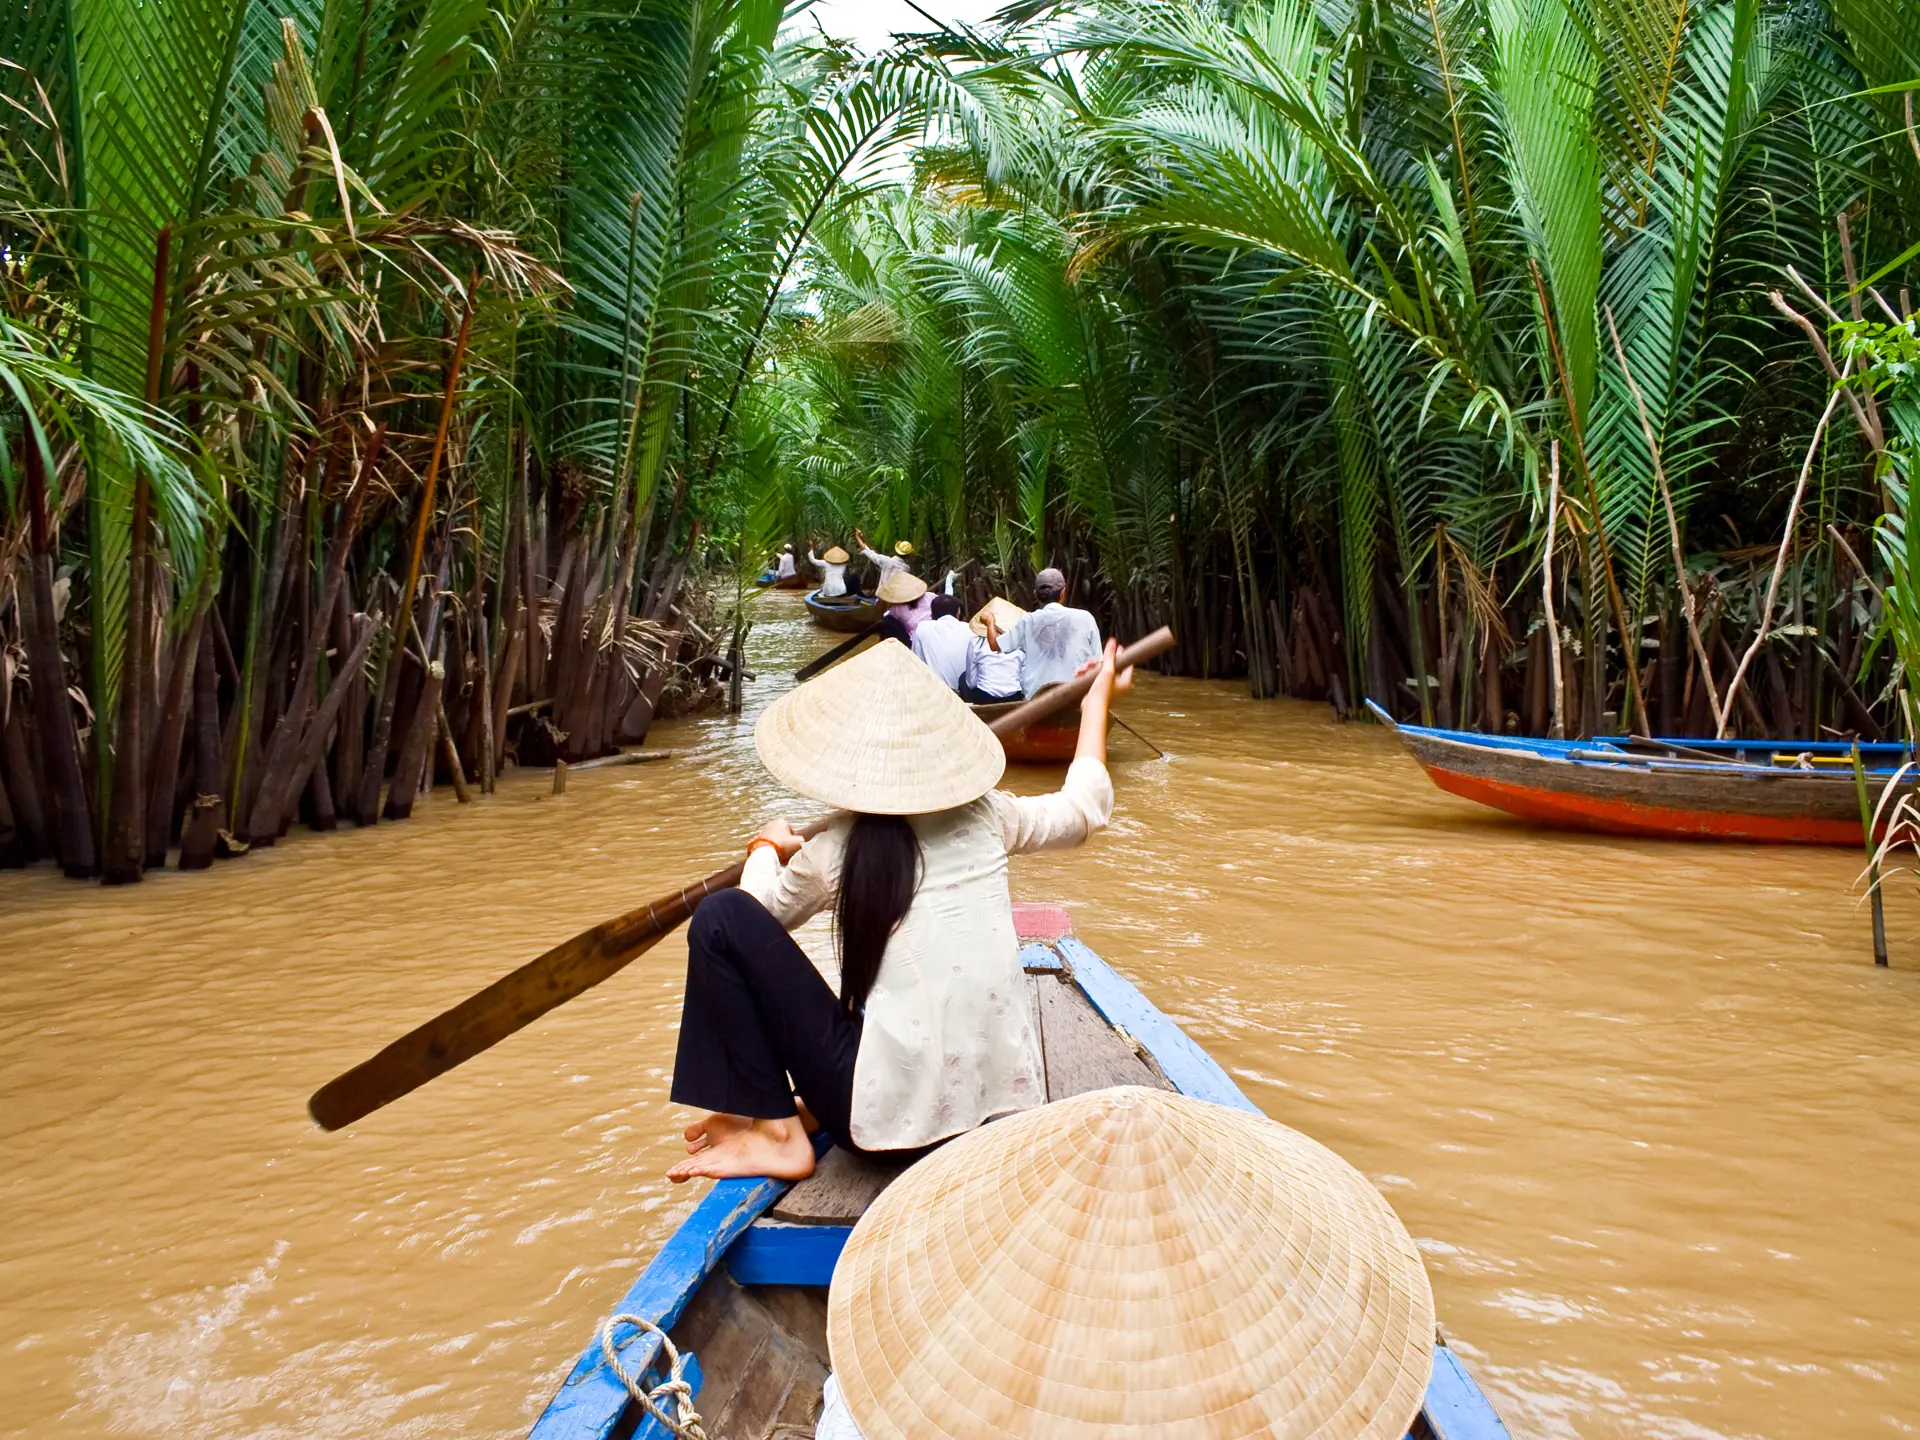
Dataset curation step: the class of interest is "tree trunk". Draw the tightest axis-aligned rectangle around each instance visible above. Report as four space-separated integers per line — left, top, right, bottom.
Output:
178 621 226 870
492 608 526 774
384 647 445 821
144 589 211 867
2 678 51 861
20 438 96 877
246 438 379 845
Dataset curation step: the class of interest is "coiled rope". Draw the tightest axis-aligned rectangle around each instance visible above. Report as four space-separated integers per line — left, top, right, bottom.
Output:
598 1313 707 1439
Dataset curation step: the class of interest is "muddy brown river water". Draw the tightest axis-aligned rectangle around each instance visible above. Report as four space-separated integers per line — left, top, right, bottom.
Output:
3 591 1917 1439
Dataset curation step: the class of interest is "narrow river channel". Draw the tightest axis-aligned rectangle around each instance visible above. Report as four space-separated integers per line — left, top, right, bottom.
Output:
4 590 1917 1440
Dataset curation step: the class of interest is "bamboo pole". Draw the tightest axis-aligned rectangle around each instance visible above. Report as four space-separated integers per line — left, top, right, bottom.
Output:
1542 442 1566 740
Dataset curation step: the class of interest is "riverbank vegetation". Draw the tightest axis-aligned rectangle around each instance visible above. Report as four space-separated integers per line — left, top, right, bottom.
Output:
0 0 917 877
763 0 1920 745
3 0 1919 880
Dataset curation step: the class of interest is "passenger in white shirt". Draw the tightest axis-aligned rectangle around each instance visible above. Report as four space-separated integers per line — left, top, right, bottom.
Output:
808 544 852 598
775 545 796 580
987 565 1101 697
665 637 1131 1180
909 594 973 691
961 629 1023 703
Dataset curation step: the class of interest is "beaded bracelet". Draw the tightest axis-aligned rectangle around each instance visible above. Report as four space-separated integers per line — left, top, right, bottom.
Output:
746 837 783 863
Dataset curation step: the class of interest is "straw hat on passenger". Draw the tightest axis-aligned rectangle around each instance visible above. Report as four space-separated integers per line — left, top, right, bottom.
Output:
894 539 915 556
971 595 1028 637
827 1086 1436 1440
823 545 850 564
755 638 1004 814
876 569 928 605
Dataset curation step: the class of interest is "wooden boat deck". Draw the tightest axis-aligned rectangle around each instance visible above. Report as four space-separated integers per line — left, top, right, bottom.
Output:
528 904 1510 1440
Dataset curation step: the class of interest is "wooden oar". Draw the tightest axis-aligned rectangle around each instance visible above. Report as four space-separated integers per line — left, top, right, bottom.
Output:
794 620 882 683
309 627 1174 1130
1110 711 1165 759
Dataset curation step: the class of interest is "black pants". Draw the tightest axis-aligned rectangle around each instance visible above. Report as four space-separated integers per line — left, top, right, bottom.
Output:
671 888 863 1144
959 679 1022 704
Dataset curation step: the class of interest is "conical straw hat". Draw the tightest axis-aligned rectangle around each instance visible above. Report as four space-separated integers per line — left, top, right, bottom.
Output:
827 1086 1436 1440
823 545 850 564
877 570 928 605
971 595 1028 637
755 639 1005 814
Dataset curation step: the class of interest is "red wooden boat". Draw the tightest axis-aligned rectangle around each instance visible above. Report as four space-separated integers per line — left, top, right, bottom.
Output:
1370 702 1911 845
969 699 1104 764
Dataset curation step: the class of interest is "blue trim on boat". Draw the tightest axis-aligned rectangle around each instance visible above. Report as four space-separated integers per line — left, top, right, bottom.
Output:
1366 698 1911 772
528 1176 788 1440
530 933 1512 1440
1054 937 1261 1115
725 1222 853 1287
1422 1345 1509 1440
1018 940 1064 971
632 1352 702 1440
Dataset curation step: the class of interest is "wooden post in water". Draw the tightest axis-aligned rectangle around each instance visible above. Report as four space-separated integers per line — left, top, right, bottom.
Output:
552 760 568 795
1852 741 1889 967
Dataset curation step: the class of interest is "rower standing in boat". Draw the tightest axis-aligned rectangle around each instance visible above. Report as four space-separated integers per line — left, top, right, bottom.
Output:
809 544 853 598
665 637 1132 1182
985 565 1101 698
854 529 913 587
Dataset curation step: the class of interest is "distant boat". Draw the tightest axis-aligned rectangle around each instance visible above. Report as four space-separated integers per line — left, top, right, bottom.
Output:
1370 701 1911 845
526 904 1512 1440
804 590 884 631
969 697 1101 764
755 570 807 590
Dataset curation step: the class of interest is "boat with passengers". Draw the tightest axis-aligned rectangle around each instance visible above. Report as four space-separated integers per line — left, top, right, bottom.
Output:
526 903 1512 1440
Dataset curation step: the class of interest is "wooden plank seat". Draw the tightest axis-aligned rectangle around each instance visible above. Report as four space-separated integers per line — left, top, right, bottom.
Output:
766 939 1172 1227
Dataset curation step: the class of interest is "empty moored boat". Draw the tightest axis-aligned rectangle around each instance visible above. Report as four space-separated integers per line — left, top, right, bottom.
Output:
804 590 884 631
1370 700 1912 844
528 904 1512 1440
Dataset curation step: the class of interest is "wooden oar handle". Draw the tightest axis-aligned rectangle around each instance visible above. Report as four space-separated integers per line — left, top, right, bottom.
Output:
308 628 1175 1131
981 626 1173 738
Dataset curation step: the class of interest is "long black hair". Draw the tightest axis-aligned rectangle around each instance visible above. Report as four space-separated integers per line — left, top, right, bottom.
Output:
834 813 923 1016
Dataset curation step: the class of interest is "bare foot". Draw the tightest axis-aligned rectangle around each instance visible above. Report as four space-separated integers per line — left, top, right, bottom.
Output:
666 1117 816 1184
682 1112 751 1156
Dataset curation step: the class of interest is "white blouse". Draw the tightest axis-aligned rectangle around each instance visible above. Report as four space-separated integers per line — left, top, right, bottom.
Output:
740 757 1114 1150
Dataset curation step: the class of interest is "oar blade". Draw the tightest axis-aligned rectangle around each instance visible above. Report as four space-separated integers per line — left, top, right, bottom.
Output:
309 863 743 1129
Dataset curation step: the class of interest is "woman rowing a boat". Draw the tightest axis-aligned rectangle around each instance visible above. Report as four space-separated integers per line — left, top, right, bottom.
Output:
666 637 1131 1182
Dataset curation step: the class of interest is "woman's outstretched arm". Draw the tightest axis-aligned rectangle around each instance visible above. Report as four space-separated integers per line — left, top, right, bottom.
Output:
1075 638 1132 764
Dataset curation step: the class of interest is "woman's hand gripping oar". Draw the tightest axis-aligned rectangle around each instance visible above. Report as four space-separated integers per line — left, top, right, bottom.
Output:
308 627 1174 1130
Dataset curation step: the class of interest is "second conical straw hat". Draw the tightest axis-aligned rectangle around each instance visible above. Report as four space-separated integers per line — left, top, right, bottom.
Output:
755 638 1005 814
971 595 1028 637
827 1086 1436 1439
